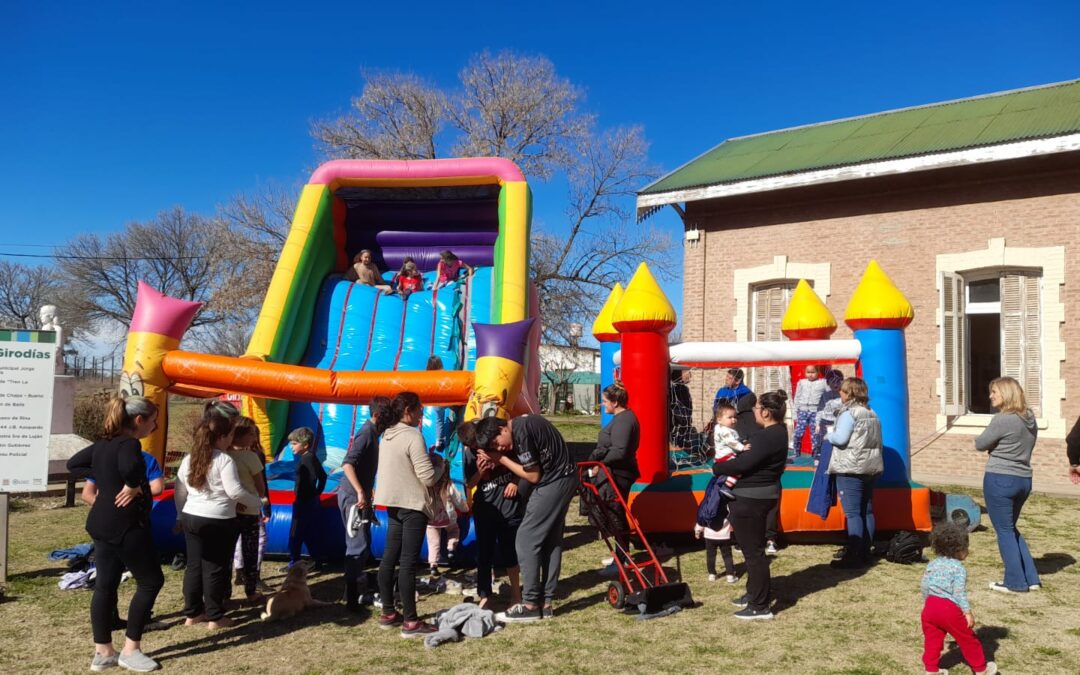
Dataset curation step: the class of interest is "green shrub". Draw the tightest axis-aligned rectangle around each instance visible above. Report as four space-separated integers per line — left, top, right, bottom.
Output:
73 390 112 441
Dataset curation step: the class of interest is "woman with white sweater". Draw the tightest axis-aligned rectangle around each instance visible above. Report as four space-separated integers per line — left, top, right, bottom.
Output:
176 412 262 629
374 392 439 638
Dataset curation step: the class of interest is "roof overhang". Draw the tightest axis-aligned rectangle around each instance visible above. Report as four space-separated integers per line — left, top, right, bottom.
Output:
636 132 1080 221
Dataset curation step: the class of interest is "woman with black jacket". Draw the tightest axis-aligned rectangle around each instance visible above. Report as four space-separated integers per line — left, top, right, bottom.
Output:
714 389 789 621
587 382 640 557
67 396 164 673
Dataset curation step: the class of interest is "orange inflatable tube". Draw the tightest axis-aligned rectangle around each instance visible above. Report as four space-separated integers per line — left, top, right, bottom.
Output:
161 351 473 406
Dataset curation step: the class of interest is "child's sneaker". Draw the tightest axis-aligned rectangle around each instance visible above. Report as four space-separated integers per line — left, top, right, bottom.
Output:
708 574 717 582
765 541 779 556
725 574 738 584
989 582 1025 593
978 662 997 675
378 611 404 629
400 620 438 639
542 604 553 619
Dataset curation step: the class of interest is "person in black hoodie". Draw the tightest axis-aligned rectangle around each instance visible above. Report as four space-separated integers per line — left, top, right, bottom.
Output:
587 382 640 559
66 396 164 673
338 397 390 612
715 389 789 621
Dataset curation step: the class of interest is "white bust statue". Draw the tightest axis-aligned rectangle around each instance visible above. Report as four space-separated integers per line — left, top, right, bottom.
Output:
39 305 60 331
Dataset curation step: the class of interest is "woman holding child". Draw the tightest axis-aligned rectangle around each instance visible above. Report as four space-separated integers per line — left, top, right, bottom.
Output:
712 389 790 620
175 403 262 631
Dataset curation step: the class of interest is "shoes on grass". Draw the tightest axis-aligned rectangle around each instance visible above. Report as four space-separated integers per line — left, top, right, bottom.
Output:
765 541 778 556
90 653 118 672
400 620 438 638
496 603 543 623
731 594 749 608
725 574 738 584
733 607 774 620
117 649 160 672
233 570 245 586
989 582 1027 594
378 611 404 629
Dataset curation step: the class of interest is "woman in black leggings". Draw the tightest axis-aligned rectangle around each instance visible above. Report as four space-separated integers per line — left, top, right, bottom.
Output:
68 396 164 673
714 389 789 621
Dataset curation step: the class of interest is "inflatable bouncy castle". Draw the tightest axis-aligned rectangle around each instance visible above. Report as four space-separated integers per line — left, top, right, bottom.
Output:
598 261 932 538
120 158 541 560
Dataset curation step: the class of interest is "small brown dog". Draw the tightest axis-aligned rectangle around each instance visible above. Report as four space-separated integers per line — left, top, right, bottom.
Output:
260 565 332 621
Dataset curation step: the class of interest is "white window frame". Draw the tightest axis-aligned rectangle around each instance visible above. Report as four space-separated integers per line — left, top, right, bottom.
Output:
936 238 1065 437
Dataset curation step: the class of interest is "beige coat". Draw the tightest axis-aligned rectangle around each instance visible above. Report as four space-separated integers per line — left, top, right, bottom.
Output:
374 422 437 516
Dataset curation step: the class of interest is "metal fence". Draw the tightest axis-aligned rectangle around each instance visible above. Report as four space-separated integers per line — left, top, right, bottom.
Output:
67 355 120 385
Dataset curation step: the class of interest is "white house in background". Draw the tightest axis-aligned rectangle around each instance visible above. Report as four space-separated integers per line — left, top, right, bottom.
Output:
538 343 601 414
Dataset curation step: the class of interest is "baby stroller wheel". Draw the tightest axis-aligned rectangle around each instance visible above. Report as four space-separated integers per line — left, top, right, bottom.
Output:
607 581 626 609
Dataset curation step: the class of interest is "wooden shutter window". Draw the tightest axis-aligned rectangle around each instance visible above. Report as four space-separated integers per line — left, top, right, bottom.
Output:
940 272 965 415
751 283 792 394
1001 272 1042 416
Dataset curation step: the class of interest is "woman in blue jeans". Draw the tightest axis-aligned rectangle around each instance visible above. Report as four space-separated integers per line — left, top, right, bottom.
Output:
826 377 883 569
976 376 1041 593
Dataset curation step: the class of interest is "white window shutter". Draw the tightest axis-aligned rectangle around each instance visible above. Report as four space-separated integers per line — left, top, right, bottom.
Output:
940 271 965 415
1001 272 1041 416
750 283 793 394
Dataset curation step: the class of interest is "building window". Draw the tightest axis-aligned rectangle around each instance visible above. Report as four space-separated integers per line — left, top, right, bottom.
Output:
940 270 1041 416
749 280 799 394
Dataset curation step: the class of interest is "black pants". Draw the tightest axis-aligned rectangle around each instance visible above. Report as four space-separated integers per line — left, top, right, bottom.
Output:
516 476 576 607
236 514 261 596
289 499 320 564
765 499 780 543
727 496 777 612
182 514 239 621
594 475 633 556
705 540 735 577
91 527 164 644
377 507 427 621
474 504 520 599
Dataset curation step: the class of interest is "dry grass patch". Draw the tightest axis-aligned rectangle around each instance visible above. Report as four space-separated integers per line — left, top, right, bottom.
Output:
2 485 1078 673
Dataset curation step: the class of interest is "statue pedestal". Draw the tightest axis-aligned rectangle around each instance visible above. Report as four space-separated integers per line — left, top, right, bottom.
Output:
51 374 75 434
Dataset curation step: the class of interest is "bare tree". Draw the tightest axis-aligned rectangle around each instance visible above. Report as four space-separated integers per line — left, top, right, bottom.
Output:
312 70 447 161
531 126 673 343
0 261 63 329
60 207 253 331
310 51 673 346
450 51 591 180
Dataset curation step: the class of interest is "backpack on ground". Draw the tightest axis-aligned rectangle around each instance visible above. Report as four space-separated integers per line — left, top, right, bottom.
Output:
885 531 924 564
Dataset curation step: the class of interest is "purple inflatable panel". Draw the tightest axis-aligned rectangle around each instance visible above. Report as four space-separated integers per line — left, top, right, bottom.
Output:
376 230 499 247
383 246 493 271
474 319 535 364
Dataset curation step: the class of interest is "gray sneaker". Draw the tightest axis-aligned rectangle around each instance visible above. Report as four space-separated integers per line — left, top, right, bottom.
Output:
117 650 160 672
90 653 119 672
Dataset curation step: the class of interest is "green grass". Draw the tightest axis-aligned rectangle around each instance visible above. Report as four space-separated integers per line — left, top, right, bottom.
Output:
5 420 1077 673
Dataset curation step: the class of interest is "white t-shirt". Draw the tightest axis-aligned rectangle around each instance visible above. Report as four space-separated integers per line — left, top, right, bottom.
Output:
176 450 261 520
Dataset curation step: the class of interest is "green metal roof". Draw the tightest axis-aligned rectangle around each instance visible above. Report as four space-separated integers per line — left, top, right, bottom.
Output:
641 78 1080 196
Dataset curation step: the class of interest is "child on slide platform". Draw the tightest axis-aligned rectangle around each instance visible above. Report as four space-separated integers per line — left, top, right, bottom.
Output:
433 250 473 290
345 250 393 294
393 260 425 299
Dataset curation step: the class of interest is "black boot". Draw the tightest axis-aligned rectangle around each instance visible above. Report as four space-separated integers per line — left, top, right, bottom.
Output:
344 555 362 613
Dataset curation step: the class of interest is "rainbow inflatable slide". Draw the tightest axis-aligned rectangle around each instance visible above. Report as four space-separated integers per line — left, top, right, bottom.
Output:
120 158 540 560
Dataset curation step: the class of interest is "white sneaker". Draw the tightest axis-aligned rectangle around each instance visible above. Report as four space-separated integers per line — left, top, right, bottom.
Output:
707 574 717 582
765 541 778 556
1029 583 1042 591
600 557 614 566
725 574 738 584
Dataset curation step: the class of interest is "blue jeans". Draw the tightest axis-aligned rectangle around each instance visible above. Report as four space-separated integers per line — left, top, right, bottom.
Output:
983 472 1041 591
836 474 876 559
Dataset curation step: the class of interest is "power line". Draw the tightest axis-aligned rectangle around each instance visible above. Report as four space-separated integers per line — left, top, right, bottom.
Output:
0 251 206 261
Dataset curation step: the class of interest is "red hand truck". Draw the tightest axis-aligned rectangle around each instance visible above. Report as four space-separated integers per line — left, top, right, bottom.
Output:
577 461 694 614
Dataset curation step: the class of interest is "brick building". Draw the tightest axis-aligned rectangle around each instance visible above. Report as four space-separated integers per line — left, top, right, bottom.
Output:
637 79 1080 490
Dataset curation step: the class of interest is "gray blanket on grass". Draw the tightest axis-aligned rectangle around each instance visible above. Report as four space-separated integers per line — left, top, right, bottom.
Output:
423 603 499 648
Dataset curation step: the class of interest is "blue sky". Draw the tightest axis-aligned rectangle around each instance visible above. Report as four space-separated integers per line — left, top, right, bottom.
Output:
2 1 1078 339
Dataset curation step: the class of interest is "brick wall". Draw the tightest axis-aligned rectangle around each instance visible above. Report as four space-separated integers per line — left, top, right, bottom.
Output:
678 153 1080 488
